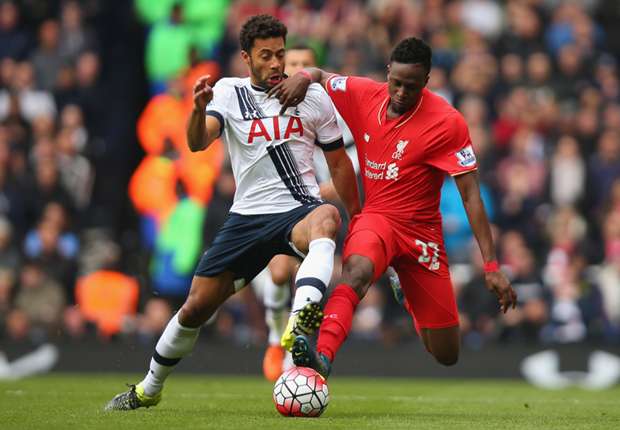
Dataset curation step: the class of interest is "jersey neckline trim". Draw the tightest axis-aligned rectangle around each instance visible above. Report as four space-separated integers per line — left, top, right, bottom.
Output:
378 93 425 128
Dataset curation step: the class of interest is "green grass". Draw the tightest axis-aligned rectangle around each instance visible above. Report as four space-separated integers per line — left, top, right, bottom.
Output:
1 374 619 429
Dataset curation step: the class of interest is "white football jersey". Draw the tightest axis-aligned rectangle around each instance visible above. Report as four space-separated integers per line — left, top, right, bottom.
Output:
206 77 342 215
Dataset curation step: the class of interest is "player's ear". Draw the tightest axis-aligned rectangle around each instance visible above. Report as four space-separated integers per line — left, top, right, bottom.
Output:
241 50 251 66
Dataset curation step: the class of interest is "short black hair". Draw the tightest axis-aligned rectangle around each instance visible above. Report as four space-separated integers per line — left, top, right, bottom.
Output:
390 37 432 72
239 14 287 53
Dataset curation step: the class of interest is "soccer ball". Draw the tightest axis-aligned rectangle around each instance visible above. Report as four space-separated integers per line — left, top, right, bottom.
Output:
273 367 329 417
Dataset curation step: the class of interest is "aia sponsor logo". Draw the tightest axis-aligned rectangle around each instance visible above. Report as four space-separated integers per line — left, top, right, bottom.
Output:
247 116 304 144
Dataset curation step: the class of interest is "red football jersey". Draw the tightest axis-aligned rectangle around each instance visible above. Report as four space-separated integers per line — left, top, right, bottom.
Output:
325 75 477 224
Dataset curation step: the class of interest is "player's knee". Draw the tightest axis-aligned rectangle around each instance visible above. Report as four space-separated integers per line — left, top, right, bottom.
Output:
179 299 210 327
312 204 341 239
270 269 290 286
342 260 373 299
270 262 292 285
179 292 220 327
433 350 459 367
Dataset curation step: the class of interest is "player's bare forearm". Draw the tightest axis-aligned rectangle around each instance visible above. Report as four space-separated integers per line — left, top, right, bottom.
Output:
325 149 361 219
187 108 207 152
188 74 219 152
187 110 219 152
268 68 336 114
301 68 336 89
454 171 495 262
455 171 517 312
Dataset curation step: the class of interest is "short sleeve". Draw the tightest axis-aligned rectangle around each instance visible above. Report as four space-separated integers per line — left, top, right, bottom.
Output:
205 80 228 135
324 75 376 120
426 113 478 176
312 88 343 150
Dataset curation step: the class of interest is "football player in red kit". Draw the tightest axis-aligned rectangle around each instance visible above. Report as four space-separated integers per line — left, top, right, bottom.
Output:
268 37 517 377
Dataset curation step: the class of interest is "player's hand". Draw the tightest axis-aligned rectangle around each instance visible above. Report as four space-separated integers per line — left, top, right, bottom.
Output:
484 270 517 313
268 72 312 115
193 75 213 112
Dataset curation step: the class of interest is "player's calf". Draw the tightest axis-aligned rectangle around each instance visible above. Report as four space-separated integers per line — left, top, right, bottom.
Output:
420 326 460 366
340 255 375 299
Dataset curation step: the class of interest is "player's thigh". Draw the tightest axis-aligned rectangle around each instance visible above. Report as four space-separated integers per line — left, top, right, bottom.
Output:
342 214 396 283
289 203 341 252
342 232 387 285
268 254 298 285
180 271 236 327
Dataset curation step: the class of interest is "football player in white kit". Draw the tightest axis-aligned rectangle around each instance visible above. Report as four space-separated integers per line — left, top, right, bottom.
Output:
256 43 361 381
105 15 360 410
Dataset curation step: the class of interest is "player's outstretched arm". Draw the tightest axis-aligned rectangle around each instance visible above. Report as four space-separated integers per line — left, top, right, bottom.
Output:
323 147 361 219
268 68 336 115
187 75 222 152
454 171 517 313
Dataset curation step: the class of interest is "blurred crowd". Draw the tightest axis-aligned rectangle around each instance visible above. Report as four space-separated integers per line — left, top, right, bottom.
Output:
1 0 620 350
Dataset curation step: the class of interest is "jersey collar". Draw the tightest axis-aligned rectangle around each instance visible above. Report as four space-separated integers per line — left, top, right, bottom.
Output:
378 91 425 129
250 74 289 93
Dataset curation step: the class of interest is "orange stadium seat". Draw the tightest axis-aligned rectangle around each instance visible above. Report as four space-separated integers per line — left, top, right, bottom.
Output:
129 155 179 224
75 271 140 337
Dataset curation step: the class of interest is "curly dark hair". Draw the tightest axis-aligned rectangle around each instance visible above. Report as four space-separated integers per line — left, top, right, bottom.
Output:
390 37 432 72
239 15 288 53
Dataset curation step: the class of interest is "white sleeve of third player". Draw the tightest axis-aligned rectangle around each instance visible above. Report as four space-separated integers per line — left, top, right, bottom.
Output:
309 86 343 148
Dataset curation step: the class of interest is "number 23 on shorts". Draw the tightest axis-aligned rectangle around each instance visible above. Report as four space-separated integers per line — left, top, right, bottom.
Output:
415 239 440 271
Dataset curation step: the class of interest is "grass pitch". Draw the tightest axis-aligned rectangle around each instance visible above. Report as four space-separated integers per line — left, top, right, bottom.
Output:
1 374 619 429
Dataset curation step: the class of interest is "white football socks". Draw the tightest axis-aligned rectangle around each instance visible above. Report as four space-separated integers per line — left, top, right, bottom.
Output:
291 238 336 312
255 267 291 345
140 312 200 397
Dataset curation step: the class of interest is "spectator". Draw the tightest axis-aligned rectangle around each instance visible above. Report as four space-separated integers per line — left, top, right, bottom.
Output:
23 217 77 300
499 245 548 342
550 135 585 207
74 51 103 136
0 268 15 331
0 1 30 61
56 126 93 210
597 211 620 337
0 216 19 271
58 0 97 62
24 158 74 227
30 19 64 92
11 260 65 339
587 129 620 217
0 60 56 122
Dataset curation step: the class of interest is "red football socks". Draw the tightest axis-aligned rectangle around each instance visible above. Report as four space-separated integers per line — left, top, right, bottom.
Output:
317 284 360 362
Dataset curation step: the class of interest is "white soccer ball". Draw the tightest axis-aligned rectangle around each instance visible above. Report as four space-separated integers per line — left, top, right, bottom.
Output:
273 366 329 417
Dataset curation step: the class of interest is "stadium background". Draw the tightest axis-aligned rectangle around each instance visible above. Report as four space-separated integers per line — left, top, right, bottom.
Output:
1 0 620 382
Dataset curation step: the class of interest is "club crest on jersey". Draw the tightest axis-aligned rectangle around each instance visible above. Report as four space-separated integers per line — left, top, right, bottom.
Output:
330 76 348 92
363 133 370 142
247 116 304 144
392 140 409 160
455 145 476 167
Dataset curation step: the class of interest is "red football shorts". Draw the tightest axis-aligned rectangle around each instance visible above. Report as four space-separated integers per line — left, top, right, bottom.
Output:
342 212 459 329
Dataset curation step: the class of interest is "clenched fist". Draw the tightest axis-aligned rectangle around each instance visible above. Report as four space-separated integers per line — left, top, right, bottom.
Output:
193 75 213 111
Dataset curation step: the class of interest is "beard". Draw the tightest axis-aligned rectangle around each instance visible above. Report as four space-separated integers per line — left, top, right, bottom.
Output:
248 58 283 89
248 59 271 89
